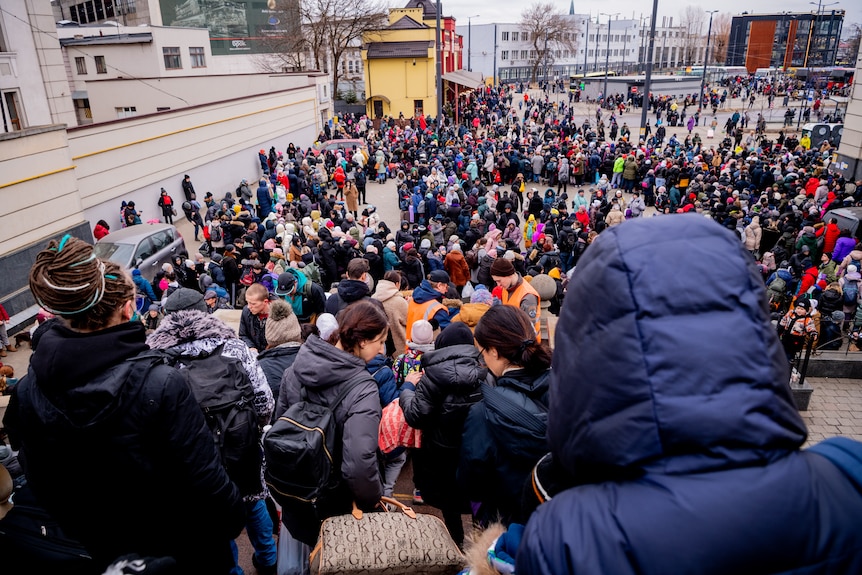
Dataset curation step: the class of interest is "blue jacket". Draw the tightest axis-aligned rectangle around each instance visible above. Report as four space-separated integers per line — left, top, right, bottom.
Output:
517 215 862 575
367 354 398 407
411 280 451 331
257 182 272 217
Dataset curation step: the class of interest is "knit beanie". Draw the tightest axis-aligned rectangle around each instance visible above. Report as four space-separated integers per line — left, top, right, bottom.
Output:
265 299 302 346
410 320 434 345
434 322 474 349
490 258 516 277
470 284 494 306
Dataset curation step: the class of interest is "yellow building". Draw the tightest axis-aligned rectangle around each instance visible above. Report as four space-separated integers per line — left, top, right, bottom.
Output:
362 6 437 120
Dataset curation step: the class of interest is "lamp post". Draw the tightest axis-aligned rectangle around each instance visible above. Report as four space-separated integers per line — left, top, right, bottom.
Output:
584 16 589 74
698 10 718 115
467 15 480 72
799 1 839 129
600 12 620 103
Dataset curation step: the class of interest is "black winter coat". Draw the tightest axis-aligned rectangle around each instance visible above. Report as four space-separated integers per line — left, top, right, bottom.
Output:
400 344 483 508
257 344 300 421
459 368 550 525
5 322 244 573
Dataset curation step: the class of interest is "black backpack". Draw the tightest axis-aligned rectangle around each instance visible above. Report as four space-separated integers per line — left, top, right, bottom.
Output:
263 378 361 544
140 345 261 496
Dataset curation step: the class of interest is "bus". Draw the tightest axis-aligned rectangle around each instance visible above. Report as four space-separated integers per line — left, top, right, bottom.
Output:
570 71 616 90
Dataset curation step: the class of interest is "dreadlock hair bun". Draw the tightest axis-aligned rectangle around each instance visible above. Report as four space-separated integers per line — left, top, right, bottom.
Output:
29 235 133 331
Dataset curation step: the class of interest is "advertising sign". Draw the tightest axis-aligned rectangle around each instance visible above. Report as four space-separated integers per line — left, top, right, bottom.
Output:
160 0 299 55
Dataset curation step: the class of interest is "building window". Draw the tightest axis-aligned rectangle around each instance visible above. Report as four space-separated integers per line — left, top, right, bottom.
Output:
0 90 24 132
75 56 87 74
529 50 536 59
189 47 206 68
501 31 509 41
163 47 181 70
95 55 107 74
116 106 137 119
414 99 423 116
520 50 527 59
501 50 509 60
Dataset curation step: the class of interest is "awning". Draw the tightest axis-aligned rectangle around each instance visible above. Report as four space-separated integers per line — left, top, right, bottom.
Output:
71 91 88 99
442 69 484 89
368 94 391 104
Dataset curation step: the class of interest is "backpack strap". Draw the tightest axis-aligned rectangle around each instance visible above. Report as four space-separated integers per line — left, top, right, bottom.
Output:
480 382 546 435
808 436 862 491
299 377 358 414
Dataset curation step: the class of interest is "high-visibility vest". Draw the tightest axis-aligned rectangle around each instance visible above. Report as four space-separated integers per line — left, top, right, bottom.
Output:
405 297 447 344
501 279 541 341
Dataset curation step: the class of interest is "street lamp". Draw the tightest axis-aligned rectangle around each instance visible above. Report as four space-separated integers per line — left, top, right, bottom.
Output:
466 15 480 72
600 12 620 103
698 10 718 115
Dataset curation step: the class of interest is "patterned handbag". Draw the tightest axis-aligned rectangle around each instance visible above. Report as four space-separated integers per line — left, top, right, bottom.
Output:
310 497 464 575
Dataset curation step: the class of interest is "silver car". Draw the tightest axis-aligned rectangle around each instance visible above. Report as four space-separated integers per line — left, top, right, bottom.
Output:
94 223 188 281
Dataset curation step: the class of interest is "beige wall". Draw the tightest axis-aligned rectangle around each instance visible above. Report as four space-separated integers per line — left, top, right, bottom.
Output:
68 82 325 229
86 73 320 123
0 125 84 249
836 53 862 179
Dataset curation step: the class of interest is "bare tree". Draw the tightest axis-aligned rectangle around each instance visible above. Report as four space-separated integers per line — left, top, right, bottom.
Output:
679 6 706 66
710 13 732 65
253 0 386 96
308 0 388 98
519 2 580 84
842 23 861 65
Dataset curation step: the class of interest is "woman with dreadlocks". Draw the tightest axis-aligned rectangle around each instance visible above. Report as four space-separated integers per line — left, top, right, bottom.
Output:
4 235 245 573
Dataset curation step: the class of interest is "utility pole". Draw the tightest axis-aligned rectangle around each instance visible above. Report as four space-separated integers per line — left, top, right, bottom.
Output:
621 23 628 75
639 15 648 74
436 0 442 136
640 0 658 138
593 17 599 72
601 13 620 102
467 15 480 72
698 10 718 115
493 24 498 85
584 16 589 74
543 31 549 85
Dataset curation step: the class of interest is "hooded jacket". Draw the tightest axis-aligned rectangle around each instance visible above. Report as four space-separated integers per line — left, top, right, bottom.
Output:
7 321 244 572
373 279 408 355
410 280 452 331
324 278 370 315
276 336 383 510
517 215 862 575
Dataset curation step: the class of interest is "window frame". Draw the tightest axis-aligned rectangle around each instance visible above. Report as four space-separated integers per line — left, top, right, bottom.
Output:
163 46 182 70
75 56 88 75
95 55 107 74
189 46 206 68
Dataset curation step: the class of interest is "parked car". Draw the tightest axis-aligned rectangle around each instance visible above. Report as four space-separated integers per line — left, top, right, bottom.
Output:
93 223 187 281
311 138 366 156
823 207 862 241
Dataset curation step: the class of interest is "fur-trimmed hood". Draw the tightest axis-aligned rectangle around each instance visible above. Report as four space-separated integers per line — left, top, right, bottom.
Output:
146 310 237 349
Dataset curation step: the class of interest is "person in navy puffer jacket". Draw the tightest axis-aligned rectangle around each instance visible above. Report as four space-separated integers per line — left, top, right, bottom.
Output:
517 215 862 575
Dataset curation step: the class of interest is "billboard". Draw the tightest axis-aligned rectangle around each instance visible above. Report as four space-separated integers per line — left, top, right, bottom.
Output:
160 0 300 56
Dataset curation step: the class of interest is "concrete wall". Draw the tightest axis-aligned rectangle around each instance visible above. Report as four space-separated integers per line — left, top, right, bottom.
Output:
68 84 323 229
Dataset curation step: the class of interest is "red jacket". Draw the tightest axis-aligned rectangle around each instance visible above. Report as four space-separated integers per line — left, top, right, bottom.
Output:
816 222 840 255
94 223 110 240
796 267 819 297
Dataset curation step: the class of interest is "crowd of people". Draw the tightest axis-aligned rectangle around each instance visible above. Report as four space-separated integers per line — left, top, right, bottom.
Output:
2 79 862 575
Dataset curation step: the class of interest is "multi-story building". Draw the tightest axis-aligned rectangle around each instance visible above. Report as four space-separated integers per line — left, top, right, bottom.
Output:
835 50 862 181
361 0 464 119
726 10 845 73
2 0 331 330
459 14 697 85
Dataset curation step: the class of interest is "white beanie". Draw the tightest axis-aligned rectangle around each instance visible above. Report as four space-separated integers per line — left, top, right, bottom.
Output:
317 313 338 341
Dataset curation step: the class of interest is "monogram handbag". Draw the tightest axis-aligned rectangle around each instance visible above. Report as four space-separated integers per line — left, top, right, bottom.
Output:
309 497 464 575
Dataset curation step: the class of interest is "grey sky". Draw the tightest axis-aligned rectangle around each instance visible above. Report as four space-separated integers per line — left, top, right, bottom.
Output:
445 1 861 32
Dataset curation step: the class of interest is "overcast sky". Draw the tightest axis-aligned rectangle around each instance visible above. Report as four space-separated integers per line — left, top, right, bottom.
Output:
444 0 861 31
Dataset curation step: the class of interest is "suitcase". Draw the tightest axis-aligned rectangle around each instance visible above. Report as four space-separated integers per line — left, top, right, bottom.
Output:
707 129 715 139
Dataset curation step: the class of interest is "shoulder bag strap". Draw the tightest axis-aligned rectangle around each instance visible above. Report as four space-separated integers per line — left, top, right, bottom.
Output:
808 436 862 490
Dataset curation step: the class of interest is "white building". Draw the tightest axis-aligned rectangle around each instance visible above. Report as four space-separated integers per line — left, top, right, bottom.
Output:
1 0 331 330
458 14 701 85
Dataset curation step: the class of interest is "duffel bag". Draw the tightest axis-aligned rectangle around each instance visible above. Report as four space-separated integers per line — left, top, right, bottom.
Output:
309 497 464 575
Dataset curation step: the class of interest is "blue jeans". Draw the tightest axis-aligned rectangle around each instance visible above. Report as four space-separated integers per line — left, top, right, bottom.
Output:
230 499 276 575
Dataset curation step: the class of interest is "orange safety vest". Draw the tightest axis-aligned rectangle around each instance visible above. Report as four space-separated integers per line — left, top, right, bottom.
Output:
501 279 541 341
405 297 447 343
